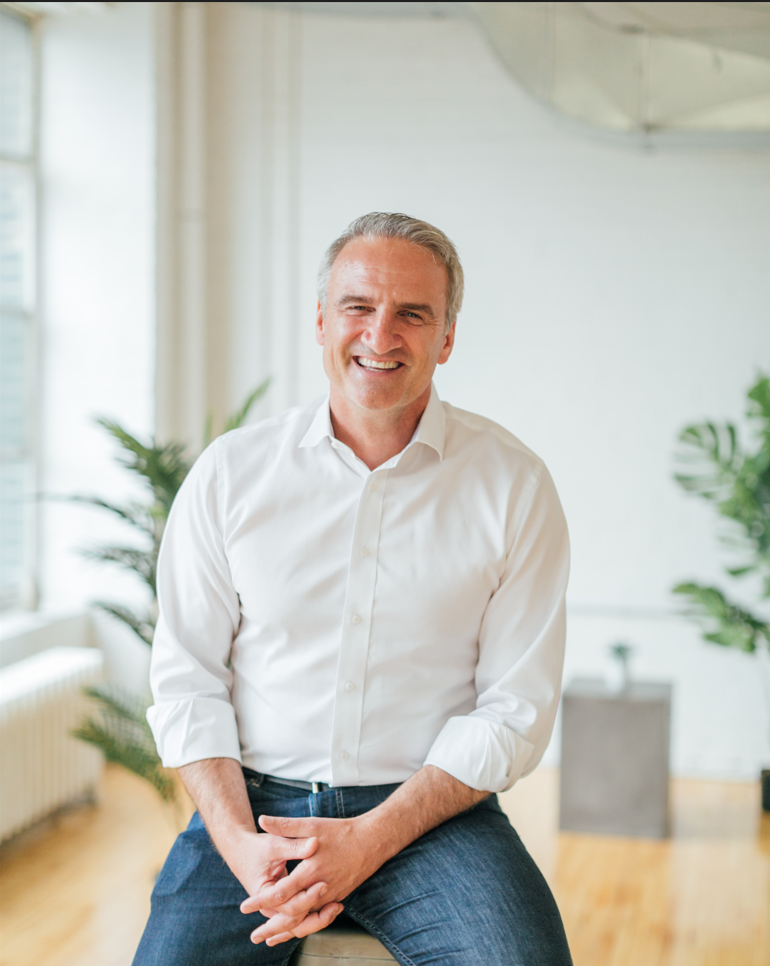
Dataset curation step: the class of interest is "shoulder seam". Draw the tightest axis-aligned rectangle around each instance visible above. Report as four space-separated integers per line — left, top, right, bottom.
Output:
443 403 543 465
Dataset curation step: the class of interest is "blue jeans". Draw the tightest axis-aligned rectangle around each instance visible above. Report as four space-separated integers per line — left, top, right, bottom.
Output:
133 771 572 966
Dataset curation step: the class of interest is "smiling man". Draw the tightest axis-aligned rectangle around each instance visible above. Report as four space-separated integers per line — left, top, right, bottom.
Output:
134 213 573 966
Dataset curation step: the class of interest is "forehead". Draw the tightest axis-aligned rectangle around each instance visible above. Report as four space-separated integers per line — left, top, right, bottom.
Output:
330 237 447 302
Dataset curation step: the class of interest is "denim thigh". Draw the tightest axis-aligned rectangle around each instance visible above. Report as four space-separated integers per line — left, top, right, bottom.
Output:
343 795 573 966
132 780 571 966
132 780 316 966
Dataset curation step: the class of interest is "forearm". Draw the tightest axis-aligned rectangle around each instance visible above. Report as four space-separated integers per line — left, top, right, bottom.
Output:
356 764 489 867
177 757 257 879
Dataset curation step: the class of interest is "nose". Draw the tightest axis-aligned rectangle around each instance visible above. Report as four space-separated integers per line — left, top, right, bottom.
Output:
360 310 401 355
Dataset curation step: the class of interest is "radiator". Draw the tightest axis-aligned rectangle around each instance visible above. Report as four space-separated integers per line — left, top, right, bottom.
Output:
0 646 104 843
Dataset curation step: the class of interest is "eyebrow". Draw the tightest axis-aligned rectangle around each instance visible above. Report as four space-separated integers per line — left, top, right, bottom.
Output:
335 294 374 307
335 294 438 317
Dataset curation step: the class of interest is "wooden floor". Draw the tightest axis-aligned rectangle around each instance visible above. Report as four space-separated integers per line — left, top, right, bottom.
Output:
1 766 767 966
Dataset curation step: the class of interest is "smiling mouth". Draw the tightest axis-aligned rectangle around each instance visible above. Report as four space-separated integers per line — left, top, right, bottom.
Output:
354 357 403 371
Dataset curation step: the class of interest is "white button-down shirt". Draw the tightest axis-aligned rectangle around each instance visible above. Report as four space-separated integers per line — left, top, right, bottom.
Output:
148 386 569 792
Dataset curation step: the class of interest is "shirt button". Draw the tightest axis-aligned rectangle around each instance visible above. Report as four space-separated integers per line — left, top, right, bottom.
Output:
351 614 361 625
369 480 377 492
345 681 355 691
360 547 369 557
341 751 350 761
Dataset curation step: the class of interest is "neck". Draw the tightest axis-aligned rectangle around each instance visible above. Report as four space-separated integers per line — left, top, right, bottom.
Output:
329 385 432 471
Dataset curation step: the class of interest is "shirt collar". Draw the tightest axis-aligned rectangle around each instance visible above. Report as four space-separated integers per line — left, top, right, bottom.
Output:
410 383 446 460
299 395 336 450
299 383 446 461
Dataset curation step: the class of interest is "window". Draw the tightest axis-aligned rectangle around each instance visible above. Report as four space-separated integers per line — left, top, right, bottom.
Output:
0 7 36 609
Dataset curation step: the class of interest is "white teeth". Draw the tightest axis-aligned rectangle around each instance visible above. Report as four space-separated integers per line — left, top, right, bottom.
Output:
356 358 400 370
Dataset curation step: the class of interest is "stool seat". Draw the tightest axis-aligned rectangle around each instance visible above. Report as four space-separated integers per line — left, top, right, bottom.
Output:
293 919 395 964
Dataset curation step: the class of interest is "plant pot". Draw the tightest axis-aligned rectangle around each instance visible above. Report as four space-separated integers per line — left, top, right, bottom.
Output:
762 770 770 814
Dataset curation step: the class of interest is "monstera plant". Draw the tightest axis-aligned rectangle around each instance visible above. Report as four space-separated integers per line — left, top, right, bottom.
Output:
67 382 269 820
672 374 770 809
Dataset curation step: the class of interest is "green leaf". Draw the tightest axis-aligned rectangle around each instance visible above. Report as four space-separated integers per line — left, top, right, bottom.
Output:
94 417 192 513
747 375 770 426
725 565 754 578
73 718 177 803
93 601 155 646
222 378 271 435
672 581 769 654
80 545 156 596
74 684 178 804
82 682 150 725
673 372 770 596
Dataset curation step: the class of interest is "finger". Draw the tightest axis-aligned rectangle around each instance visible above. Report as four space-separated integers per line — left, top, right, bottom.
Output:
288 902 344 939
264 931 295 946
240 870 323 916
251 916 302 946
248 864 316 911
266 881 329 919
250 911 306 944
241 880 327 918
259 814 320 838
252 903 343 947
261 829 319 862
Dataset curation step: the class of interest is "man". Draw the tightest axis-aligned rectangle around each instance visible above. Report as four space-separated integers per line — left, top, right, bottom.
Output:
134 213 572 965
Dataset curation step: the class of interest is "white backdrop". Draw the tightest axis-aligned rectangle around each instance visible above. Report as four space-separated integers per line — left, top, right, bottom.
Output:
32 2 770 777
213 5 770 777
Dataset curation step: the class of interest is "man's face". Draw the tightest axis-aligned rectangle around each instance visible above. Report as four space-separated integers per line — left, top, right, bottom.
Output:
316 236 455 417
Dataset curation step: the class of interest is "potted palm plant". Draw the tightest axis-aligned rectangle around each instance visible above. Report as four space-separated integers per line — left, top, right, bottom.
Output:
65 382 269 824
673 374 770 812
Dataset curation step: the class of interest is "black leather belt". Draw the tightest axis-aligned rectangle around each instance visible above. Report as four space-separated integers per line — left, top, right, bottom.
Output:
264 774 333 794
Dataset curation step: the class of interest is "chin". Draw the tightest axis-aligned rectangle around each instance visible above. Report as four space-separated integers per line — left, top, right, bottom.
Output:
349 385 405 412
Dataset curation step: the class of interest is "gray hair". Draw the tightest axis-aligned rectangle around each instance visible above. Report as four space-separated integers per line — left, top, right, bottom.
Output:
317 212 464 329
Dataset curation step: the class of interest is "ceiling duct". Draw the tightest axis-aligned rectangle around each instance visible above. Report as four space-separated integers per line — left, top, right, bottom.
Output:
474 3 770 133
249 2 770 134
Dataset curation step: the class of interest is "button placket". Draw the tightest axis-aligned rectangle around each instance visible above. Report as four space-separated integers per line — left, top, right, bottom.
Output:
329 469 388 786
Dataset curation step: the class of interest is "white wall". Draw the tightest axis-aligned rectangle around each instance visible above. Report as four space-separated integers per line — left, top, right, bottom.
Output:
208 4 770 777
36 3 156 693
25 2 768 773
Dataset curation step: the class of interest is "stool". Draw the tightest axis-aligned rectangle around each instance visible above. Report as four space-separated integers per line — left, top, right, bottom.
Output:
292 918 395 965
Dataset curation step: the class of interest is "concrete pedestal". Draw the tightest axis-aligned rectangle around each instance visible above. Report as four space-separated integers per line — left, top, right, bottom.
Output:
559 677 672 838
293 919 395 965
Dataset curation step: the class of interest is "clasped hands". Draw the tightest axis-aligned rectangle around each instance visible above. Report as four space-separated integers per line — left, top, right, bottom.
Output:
237 814 382 947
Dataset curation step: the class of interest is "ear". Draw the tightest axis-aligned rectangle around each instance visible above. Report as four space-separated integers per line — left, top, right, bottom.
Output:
315 301 325 346
437 321 455 365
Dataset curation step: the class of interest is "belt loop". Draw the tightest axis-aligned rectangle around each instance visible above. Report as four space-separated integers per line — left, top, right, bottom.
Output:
242 766 264 788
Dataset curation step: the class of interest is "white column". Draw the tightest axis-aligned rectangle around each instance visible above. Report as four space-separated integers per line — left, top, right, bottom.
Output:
154 0 208 447
264 7 302 416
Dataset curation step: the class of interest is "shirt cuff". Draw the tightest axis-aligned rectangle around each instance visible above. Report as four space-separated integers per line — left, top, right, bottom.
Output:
423 715 535 793
147 697 243 769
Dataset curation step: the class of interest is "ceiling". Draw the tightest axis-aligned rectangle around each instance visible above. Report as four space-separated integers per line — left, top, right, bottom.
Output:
249 1 770 132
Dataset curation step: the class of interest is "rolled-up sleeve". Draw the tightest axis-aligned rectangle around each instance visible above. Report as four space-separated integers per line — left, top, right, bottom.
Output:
424 464 569 792
147 441 243 768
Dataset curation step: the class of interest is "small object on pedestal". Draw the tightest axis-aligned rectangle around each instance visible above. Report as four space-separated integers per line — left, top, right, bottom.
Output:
560 677 672 838
604 641 633 693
